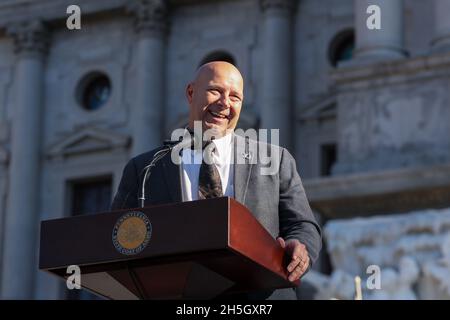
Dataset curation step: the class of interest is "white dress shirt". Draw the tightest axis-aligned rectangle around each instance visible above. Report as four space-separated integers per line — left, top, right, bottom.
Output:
181 133 234 201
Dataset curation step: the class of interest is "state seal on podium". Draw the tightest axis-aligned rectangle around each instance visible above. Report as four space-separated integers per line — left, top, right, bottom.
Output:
112 211 152 255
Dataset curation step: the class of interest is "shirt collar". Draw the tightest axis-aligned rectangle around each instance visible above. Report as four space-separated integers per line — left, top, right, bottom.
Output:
211 132 233 159
183 127 233 160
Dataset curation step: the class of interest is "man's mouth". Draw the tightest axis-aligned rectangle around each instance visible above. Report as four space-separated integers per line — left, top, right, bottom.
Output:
208 110 229 120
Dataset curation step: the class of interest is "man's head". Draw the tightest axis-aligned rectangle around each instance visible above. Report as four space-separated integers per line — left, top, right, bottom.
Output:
186 61 244 138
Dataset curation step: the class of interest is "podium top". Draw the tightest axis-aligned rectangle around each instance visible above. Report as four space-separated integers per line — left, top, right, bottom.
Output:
40 197 297 299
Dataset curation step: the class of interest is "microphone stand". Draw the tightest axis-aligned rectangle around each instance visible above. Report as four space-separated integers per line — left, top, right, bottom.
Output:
139 136 194 208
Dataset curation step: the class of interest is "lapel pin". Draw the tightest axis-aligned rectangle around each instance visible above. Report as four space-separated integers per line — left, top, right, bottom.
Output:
241 152 252 160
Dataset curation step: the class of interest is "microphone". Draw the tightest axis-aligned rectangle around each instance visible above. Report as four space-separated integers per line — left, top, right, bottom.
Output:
167 131 198 149
139 133 197 208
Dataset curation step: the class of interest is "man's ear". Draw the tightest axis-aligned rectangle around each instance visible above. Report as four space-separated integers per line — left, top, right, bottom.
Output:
186 83 194 104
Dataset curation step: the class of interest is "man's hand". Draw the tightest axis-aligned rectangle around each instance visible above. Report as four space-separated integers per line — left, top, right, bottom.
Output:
277 237 310 282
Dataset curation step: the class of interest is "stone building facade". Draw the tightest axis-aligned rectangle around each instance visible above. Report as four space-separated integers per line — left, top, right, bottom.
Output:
0 0 449 299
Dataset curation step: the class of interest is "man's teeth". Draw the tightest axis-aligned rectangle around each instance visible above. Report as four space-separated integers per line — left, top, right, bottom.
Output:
210 111 227 119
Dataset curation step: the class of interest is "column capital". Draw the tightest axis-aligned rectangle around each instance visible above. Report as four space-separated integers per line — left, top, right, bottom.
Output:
7 20 49 58
127 0 169 38
260 0 296 14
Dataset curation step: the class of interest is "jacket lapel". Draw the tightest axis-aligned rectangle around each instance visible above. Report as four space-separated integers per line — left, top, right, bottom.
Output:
233 134 254 206
160 134 253 205
161 151 182 202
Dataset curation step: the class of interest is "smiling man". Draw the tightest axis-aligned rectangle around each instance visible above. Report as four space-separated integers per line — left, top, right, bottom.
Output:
187 62 243 138
111 61 322 300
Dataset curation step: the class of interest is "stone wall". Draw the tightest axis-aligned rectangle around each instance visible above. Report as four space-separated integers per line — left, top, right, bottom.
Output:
303 207 450 299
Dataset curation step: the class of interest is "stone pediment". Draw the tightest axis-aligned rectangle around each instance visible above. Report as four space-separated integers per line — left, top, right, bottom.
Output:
299 95 337 121
47 127 130 158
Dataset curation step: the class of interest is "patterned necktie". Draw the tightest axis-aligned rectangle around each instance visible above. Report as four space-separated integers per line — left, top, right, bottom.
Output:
198 142 223 199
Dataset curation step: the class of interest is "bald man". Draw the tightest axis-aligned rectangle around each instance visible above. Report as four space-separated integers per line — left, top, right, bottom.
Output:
111 61 322 300
186 62 243 138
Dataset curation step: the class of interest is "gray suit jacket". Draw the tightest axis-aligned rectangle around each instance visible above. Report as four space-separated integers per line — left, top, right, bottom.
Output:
111 134 322 300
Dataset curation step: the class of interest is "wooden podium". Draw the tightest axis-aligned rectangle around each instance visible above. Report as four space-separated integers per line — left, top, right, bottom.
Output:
39 197 297 299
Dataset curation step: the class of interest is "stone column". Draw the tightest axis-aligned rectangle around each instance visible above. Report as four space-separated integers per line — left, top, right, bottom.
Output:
1 20 48 299
260 0 295 149
431 0 450 52
353 0 405 63
127 0 168 156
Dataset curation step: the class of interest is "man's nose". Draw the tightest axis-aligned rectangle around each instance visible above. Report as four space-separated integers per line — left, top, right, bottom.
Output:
217 94 231 109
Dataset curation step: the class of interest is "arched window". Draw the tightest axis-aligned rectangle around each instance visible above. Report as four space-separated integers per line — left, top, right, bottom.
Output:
328 29 355 67
199 50 236 67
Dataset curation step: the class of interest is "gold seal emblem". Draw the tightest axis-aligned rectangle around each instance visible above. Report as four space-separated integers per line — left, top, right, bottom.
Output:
112 211 152 255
